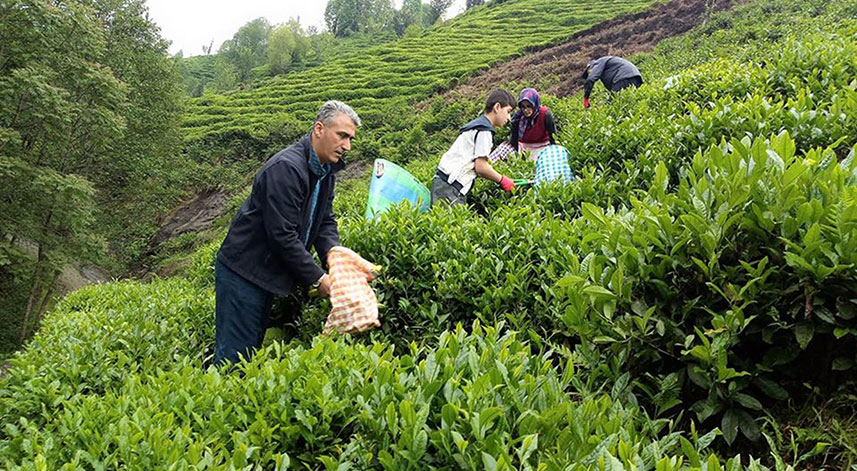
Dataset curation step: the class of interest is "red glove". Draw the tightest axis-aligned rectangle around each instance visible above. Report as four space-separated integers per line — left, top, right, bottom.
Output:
583 97 591 109
499 176 516 193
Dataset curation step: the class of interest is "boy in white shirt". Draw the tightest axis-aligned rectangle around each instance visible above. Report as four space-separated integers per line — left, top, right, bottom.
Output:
432 89 517 206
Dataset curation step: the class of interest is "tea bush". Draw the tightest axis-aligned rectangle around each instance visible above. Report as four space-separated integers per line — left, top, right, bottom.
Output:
550 34 857 210
1 322 768 470
310 7 857 444
326 135 857 444
0 279 213 434
556 135 857 443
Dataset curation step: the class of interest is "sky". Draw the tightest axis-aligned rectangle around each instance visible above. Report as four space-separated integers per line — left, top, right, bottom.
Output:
145 0 469 57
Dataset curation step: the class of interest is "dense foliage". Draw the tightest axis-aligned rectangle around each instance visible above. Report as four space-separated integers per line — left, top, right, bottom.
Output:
4 0 857 468
3 311 760 470
0 0 185 352
305 0 857 454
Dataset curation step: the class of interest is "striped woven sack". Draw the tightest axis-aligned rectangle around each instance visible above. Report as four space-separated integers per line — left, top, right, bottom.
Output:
323 246 381 334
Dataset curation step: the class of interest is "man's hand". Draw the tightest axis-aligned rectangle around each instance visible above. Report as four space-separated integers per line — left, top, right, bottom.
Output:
310 273 331 297
317 273 331 297
583 97 591 109
499 176 516 193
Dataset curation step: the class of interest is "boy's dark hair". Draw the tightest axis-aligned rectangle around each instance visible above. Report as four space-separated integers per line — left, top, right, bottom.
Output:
484 89 515 114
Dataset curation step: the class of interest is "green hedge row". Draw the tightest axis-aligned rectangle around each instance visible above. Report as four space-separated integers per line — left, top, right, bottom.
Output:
4 321 771 470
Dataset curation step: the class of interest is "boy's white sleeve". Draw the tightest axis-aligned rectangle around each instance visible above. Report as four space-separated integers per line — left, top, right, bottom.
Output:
474 131 494 159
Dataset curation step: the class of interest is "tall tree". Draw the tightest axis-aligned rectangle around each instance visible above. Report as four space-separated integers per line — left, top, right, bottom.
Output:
324 0 394 37
367 0 395 34
220 17 272 82
0 0 184 346
267 24 298 75
285 18 311 64
392 0 429 35
428 0 455 23
1 0 121 343
211 54 239 91
325 0 358 37
84 0 185 218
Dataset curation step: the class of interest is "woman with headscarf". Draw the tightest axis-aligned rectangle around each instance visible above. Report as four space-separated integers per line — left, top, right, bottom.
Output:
509 88 556 161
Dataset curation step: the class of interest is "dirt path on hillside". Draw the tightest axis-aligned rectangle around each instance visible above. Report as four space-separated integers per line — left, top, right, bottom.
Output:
439 0 744 100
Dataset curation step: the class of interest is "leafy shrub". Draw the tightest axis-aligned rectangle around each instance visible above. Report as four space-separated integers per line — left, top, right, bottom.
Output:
0 279 214 433
0 322 765 470
557 134 857 443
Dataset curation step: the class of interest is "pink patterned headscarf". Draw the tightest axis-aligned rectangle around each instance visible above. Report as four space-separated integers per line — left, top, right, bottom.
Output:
513 88 541 140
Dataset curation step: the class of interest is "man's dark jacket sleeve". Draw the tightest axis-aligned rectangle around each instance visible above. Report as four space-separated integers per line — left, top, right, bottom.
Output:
313 185 340 267
261 162 325 285
584 57 608 99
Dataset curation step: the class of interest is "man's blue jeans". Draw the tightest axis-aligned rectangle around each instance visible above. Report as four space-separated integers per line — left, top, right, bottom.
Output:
214 259 275 367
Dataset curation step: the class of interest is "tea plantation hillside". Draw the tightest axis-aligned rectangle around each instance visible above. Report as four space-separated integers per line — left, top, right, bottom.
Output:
182 0 658 183
324 0 857 457
3 0 857 469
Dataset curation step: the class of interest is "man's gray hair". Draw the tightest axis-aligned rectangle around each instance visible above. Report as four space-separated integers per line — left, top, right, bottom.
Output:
315 100 361 127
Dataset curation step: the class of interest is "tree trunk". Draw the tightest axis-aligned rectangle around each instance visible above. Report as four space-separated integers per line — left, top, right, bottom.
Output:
19 210 54 344
31 268 61 337
19 243 46 344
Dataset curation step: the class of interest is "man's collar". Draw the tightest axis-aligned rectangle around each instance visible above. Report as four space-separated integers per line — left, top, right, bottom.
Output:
305 133 346 174
308 144 329 177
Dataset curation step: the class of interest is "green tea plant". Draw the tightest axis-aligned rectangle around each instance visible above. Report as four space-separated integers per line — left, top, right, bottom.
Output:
550 34 857 209
0 321 769 470
0 279 214 432
318 5 857 446
556 133 857 443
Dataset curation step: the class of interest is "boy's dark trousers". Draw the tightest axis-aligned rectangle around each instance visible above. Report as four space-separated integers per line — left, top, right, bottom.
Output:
431 174 467 207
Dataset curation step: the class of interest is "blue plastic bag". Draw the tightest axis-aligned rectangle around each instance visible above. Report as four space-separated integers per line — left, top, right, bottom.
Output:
364 159 431 219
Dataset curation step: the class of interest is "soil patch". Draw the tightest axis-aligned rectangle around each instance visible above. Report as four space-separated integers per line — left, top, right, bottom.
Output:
438 0 743 101
149 188 230 248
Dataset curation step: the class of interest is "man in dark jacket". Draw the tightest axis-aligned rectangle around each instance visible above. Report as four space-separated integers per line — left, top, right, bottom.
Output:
581 55 643 108
213 100 360 366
